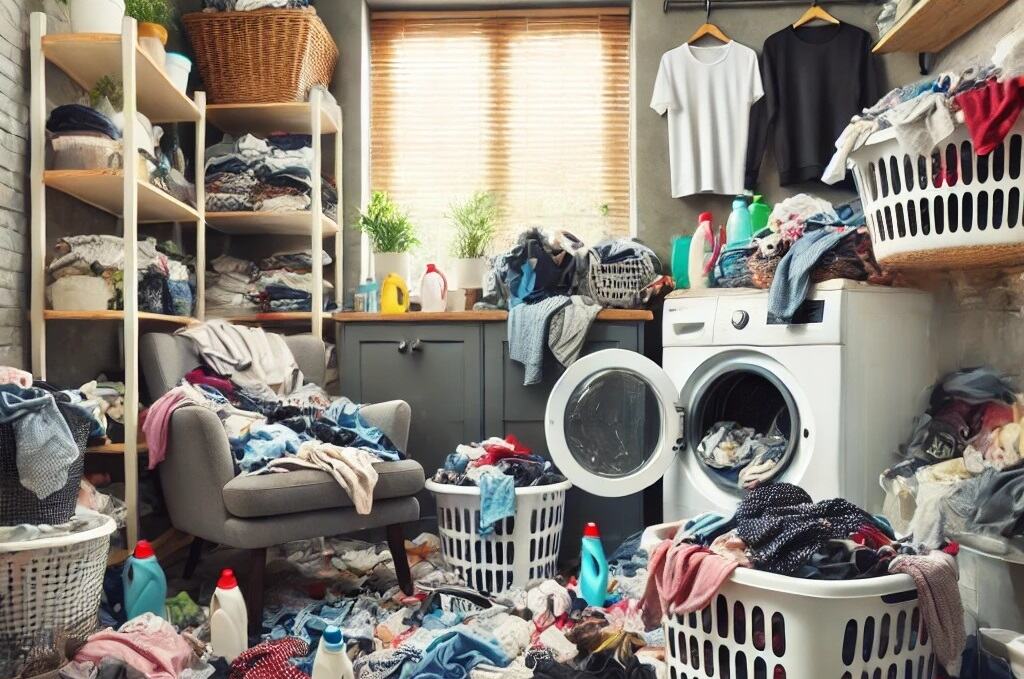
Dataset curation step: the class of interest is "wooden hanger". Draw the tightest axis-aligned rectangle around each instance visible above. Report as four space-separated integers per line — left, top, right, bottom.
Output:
688 0 731 44
793 1 840 28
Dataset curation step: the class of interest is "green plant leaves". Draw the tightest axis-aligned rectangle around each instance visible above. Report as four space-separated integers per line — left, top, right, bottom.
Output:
448 190 500 259
355 191 420 254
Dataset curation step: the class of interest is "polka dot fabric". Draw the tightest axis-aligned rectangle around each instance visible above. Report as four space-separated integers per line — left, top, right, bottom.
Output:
229 637 310 679
735 483 874 575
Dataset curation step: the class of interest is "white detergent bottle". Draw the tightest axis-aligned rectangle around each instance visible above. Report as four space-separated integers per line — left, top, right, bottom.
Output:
311 625 355 679
210 568 248 663
419 263 448 312
688 211 719 290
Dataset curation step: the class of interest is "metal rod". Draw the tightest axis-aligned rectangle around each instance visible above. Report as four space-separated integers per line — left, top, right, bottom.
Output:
665 0 879 12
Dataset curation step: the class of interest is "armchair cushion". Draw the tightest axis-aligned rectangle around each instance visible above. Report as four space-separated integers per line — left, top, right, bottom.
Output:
222 459 425 518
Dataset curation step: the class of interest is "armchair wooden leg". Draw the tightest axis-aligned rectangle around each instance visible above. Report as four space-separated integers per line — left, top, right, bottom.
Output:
246 547 267 634
182 537 205 580
386 523 414 596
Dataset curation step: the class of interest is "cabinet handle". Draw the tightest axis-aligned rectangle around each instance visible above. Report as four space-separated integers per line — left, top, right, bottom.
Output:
410 339 423 352
397 341 409 353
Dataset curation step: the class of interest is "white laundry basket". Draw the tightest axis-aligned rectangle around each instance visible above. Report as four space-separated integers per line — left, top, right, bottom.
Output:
848 119 1024 271
642 522 938 679
0 516 116 677
426 479 571 594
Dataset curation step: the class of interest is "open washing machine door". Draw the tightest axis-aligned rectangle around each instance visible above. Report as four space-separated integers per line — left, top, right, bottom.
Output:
544 349 682 497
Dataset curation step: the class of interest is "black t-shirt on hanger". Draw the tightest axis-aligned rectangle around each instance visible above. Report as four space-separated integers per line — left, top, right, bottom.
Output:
745 22 882 188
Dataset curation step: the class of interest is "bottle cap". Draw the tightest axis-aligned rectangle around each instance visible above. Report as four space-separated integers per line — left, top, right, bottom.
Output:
132 540 154 559
217 568 238 590
583 522 600 538
426 263 438 273
698 211 713 223
322 625 344 650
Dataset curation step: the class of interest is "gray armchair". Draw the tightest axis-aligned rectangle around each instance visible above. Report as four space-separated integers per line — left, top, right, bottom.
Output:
139 332 424 629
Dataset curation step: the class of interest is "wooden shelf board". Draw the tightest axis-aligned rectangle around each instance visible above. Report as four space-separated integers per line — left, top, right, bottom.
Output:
205 211 339 236
42 33 200 124
334 309 654 322
86 442 149 454
45 309 195 325
44 170 201 223
206 102 341 136
873 0 1010 54
223 312 333 324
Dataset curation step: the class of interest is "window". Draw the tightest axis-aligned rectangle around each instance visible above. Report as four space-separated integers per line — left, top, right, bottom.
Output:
370 8 631 278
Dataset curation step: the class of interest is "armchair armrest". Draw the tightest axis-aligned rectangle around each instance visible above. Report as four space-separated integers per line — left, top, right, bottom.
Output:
359 400 412 456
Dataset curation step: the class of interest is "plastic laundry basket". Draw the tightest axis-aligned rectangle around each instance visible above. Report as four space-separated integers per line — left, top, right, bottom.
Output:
426 479 571 594
848 119 1024 271
0 516 116 678
642 522 938 679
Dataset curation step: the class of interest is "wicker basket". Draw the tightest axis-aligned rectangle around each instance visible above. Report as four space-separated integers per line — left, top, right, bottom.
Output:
183 8 338 104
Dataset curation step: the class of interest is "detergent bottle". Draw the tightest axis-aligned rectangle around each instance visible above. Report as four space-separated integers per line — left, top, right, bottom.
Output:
419 264 448 313
670 235 692 289
210 568 248 663
357 278 379 313
748 194 771 233
311 625 355 679
726 195 753 245
578 522 609 608
122 539 167 620
688 212 721 290
380 273 409 314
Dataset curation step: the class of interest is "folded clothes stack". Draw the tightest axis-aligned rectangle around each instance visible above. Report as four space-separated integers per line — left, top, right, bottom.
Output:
37 375 128 446
46 103 121 140
46 235 195 316
205 133 338 219
204 250 335 316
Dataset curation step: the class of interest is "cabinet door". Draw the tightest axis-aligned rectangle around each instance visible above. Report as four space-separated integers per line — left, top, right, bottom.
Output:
483 321 647 560
339 323 483 521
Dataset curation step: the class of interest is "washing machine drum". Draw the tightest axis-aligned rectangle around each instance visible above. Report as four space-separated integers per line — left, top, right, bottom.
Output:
544 349 799 498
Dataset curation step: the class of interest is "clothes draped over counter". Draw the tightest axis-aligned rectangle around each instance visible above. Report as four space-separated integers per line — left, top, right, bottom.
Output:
205 252 334 317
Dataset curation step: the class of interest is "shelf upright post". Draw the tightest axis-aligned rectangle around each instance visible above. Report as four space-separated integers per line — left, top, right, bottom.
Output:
29 14 47 379
310 89 324 338
121 15 141 549
195 91 207 321
334 106 343 302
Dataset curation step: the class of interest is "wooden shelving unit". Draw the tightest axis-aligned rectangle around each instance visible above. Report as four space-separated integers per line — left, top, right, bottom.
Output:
30 14 207 549
873 0 1010 54
220 311 333 325
206 210 339 236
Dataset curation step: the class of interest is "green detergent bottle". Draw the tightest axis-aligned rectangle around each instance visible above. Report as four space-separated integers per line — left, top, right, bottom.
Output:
749 194 771 233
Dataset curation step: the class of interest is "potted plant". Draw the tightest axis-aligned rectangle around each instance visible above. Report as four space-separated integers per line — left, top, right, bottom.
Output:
66 0 125 34
356 191 419 284
125 0 174 68
448 190 500 289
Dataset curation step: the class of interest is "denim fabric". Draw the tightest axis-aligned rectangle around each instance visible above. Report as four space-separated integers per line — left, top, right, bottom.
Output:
231 422 306 472
322 399 403 461
267 134 313 151
47 104 120 139
264 285 310 301
478 472 516 536
767 225 860 323
399 628 509 679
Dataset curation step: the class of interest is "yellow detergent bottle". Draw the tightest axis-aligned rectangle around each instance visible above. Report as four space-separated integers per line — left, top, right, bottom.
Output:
381 273 410 313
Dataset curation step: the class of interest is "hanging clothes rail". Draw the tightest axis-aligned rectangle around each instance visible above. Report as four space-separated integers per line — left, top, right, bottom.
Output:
664 0 880 13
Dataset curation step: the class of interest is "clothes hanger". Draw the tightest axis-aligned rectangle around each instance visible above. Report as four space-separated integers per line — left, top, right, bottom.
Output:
792 0 840 28
687 0 731 44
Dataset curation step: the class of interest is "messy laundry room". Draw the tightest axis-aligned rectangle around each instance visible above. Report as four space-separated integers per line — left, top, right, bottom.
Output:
3 0 1024 676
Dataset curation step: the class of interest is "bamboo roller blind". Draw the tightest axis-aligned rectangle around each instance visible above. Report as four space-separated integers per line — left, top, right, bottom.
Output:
370 10 631 271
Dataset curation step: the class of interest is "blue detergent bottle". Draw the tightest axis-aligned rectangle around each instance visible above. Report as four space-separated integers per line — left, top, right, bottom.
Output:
726 195 753 245
122 539 167 620
579 522 609 607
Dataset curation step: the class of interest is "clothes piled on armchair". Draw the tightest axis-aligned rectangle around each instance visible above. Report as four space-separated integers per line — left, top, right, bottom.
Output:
205 251 335 317
205 133 338 219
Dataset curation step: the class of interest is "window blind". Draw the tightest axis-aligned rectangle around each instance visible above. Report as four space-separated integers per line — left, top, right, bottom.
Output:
370 9 631 276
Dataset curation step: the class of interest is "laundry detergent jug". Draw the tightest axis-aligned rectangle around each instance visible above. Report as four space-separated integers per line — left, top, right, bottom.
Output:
311 625 355 679
122 539 167 620
578 522 609 607
381 273 409 314
688 212 723 290
726 195 753 245
419 264 448 313
210 568 248 663
748 194 771 233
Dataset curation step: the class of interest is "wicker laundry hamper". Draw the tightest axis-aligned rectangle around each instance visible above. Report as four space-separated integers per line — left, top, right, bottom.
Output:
848 120 1024 271
183 8 338 104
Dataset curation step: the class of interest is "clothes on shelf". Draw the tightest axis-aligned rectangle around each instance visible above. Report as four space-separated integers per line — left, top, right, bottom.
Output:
746 23 881 188
205 251 335 317
651 40 763 197
205 133 338 219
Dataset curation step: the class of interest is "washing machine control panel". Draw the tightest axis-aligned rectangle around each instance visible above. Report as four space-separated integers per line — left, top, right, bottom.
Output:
731 310 749 329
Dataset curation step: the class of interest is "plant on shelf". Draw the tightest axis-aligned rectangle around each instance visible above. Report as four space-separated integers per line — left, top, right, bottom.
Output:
125 0 174 50
356 191 419 283
447 190 501 290
89 76 124 113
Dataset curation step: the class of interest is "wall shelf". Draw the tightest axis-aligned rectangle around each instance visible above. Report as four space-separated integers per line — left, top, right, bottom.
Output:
86 441 149 454
873 0 1010 54
205 210 339 236
207 102 342 136
44 170 200 223
219 312 333 325
44 309 195 325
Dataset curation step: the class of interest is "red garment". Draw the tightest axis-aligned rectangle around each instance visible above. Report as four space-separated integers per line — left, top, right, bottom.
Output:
184 366 235 397
955 77 1024 156
470 434 532 467
851 523 893 550
229 638 310 679
640 540 738 629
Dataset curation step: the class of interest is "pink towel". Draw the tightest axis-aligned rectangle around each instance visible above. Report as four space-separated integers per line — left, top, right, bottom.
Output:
889 551 965 669
75 613 193 679
641 540 737 629
140 388 189 470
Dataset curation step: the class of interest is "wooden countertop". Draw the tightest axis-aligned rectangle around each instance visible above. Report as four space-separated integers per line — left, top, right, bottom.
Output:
333 309 654 322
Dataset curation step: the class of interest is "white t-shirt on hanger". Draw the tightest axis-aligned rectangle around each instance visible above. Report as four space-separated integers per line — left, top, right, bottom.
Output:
651 41 763 198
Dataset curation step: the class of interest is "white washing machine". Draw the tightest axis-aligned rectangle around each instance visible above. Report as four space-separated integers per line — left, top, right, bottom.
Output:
543 280 935 521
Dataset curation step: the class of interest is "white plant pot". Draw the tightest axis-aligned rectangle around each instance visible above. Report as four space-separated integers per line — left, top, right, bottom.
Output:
70 0 125 34
451 257 487 289
373 252 410 286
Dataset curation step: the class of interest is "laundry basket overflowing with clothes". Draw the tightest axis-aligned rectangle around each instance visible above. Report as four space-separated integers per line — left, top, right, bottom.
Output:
579 240 662 308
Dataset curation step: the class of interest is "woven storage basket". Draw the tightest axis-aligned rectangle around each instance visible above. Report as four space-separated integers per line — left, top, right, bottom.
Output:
183 8 337 104
0 401 90 527
848 119 1024 271
580 247 661 308
0 516 116 678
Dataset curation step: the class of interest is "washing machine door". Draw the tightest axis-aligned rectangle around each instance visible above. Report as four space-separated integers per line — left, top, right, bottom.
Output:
545 349 682 497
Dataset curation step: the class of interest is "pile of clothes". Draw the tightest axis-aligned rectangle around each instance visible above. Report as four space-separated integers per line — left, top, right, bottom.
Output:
141 320 400 515
37 375 128 446
881 367 1024 556
47 235 195 316
205 251 335 316
205 133 338 219
431 435 567 535
695 421 789 489
825 26 1024 184
711 195 890 323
